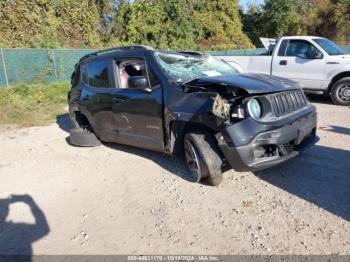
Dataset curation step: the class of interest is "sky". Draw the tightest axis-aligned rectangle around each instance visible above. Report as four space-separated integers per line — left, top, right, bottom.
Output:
239 0 265 11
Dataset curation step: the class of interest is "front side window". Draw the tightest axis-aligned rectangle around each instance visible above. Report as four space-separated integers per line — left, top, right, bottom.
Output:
154 52 237 83
313 38 345 56
284 40 322 59
115 58 158 89
88 60 110 88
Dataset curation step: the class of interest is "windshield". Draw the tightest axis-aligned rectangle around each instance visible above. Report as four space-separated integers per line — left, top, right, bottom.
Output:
313 38 345 55
154 52 237 83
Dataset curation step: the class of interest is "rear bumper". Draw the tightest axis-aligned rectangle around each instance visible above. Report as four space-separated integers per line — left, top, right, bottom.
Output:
217 105 318 172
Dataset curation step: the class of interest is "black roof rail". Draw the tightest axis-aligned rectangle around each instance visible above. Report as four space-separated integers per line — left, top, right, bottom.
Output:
79 45 154 62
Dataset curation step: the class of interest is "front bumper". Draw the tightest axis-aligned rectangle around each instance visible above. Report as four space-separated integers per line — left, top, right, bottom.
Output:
217 105 318 172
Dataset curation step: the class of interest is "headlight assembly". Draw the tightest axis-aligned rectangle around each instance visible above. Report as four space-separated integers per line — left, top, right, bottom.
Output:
247 98 262 120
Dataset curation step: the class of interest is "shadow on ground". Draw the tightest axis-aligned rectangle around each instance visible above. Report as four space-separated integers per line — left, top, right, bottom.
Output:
56 113 73 133
0 195 49 258
255 144 350 221
55 112 350 220
55 113 195 182
103 142 195 183
306 94 333 105
320 125 350 136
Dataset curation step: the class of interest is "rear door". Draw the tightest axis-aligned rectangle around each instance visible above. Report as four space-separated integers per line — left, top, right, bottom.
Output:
271 39 326 89
78 58 117 133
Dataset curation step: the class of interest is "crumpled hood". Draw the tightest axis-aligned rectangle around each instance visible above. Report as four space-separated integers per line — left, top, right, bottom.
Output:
185 73 300 94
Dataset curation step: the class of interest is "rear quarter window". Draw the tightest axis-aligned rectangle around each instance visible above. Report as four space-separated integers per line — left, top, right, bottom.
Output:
71 66 80 86
80 64 88 84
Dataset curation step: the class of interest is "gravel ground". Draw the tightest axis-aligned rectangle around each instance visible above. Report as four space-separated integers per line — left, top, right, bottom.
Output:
0 97 349 255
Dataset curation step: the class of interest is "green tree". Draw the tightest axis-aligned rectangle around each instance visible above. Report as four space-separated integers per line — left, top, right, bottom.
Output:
0 0 103 48
108 0 253 50
260 0 302 38
241 0 350 45
0 0 253 49
240 4 263 46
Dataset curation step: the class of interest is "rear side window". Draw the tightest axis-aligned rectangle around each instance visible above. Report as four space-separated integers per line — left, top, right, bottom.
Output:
88 60 110 88
278 40 288 56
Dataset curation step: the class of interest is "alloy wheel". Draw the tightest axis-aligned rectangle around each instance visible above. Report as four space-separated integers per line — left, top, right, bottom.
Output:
184 140 202 182
336 83 350 103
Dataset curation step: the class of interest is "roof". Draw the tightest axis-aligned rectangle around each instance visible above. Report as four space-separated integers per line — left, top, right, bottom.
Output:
79 45 207 64
280 36 325 40
79 45 154 63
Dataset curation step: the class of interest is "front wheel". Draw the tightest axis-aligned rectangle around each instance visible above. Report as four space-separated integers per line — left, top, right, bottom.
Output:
184 132 223 186
330 77 350 106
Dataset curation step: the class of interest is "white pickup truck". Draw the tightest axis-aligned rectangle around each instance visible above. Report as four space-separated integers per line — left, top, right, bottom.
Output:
220 36 350 105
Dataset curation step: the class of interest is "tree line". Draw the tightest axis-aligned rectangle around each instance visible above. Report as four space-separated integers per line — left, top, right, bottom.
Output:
242 0 350 46
0 0 349 50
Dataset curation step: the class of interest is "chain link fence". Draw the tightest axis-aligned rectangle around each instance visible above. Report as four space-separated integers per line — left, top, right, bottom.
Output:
0 48 96 87
1 45 349 87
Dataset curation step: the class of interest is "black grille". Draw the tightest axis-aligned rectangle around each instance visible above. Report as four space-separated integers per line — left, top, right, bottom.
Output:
269 89 307 117
278 142 296 157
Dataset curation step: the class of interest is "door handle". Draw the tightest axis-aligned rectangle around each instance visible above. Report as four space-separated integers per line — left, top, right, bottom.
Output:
112 97 126 104
81 95 92 101
279 60 287 65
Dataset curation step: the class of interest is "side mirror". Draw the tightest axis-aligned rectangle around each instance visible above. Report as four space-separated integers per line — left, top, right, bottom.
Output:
128 76 149 89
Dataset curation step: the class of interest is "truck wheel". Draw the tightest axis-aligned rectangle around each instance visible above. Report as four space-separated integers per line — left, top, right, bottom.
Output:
330 77 350 106
184 132 223 186
69 127 101 147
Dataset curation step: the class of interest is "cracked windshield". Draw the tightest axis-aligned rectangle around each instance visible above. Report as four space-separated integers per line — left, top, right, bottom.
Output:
154 52 237 83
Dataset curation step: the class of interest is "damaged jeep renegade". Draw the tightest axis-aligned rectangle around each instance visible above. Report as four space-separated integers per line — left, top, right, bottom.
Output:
68 45 318 186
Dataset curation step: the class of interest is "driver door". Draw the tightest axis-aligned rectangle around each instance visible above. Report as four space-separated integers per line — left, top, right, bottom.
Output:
272 39 326 90
106 57 164 152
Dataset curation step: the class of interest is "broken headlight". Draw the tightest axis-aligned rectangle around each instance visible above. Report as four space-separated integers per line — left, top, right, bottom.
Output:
212 94 231 120
247 98 262 120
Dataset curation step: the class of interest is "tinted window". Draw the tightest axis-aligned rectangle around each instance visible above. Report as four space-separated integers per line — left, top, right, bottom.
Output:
88 60 110 88
80 64 88 84
284 40 321 59
278 40 288 56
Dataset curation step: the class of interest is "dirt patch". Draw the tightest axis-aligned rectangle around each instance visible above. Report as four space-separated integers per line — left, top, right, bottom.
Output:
0 98 349 255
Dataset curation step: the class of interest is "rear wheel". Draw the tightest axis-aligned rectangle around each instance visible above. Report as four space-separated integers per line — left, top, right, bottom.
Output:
69 127 101 147
68 112 100 147
330 77 350 106
184 132 223 186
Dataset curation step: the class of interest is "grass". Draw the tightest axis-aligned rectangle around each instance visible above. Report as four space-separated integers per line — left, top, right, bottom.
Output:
0 81 70 126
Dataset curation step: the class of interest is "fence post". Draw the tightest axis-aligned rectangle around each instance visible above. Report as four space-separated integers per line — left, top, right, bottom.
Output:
1 48 9 87
52 49 58 81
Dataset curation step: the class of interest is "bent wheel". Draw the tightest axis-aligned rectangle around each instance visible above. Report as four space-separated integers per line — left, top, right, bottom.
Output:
184 132 223 186
184 139 203 183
